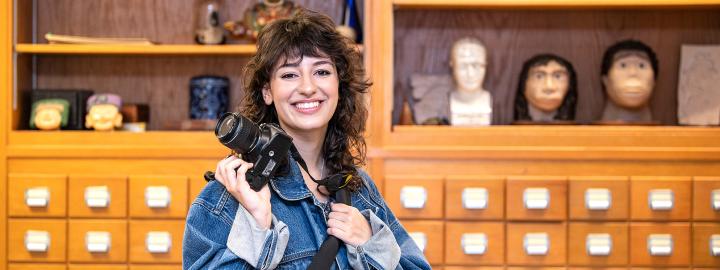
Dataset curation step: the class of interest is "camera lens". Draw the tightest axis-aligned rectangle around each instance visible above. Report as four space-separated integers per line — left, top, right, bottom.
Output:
217 114 236 138
215 112 261 155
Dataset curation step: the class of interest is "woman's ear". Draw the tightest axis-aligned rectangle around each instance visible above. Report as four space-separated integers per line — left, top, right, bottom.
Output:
262 86 273 105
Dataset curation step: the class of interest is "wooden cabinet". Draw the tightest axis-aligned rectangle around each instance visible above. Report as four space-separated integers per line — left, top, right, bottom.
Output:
567 222 629 266
68 175 127 218
445 221 504 265
568 176 629 221
129 220 185 263
403 220 445 265
129 175 188 218
630 222 691 267
67 219 128 263
8 219 67 262
445 176 504 220
506 222 567 266
385 175 444 219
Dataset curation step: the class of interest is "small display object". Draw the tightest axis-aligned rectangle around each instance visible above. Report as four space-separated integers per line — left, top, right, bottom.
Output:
121 104 150 132
224 0 300 41
190 75 229 120
449 37 493 126
30 99 70 130
677 45 720 126
600 39 659 123
195 0 225 45
514 54 577 123
336 0 363 43
85 93 123 131
410 37 492 126
30 89 93 130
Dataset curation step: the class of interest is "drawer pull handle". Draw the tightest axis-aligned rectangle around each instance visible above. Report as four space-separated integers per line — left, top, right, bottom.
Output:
400 186 427 209
647 234 673 256
25 230 50 252
712 189 720 211
25 186 50 207
462 188 488 209
711 234 720 257
523 188 549 209
523 233 549 255
146 231 172 253
408 232 427 252
461 233 487 255
648 189 673 210
585 188 611 210
586 233 612 256
145 186 172 208
84 186 110 208
85 231 111 253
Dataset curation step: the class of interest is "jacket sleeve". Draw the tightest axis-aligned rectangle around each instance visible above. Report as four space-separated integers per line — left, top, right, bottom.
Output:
345 172 432 270
182 194 289 270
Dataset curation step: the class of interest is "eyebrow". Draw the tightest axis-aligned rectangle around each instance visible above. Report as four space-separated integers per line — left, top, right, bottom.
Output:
277 60 334 69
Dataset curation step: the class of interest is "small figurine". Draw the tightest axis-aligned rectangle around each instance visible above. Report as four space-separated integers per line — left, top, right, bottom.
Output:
30 99 70 130
85 93 123 131
224 0 300 41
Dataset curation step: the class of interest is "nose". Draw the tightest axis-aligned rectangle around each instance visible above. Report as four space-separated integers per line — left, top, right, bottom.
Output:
297 74 317 96
543 78 556 94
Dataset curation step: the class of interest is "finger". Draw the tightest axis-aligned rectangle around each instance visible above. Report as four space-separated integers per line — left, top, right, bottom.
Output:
235 162 254 193
224 160 242 192
327 218 348 234
328 211 349 222
215 157 232 185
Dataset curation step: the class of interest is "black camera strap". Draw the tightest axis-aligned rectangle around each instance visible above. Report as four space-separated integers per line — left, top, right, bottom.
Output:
288 144 352 270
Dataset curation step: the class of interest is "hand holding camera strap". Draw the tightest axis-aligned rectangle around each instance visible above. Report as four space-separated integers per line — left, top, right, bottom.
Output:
287 144 353 270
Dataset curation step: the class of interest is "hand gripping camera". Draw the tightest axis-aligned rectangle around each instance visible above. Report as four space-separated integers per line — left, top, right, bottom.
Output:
205 112 293 191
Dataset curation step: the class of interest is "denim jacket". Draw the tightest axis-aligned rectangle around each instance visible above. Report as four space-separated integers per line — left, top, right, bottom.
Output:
182 157 431 270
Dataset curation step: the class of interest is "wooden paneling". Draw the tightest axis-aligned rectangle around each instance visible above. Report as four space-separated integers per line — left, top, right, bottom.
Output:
392 8 720 125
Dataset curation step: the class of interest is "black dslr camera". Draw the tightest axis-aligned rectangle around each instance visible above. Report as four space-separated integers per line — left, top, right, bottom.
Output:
207 112 293 191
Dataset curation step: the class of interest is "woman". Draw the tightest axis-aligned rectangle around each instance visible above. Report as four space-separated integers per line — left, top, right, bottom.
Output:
183 9 430 270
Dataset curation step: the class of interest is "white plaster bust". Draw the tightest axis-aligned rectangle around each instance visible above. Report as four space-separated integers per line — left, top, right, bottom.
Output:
449 37 492 126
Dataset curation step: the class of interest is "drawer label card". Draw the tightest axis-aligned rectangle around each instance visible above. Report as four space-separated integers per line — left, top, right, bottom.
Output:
461 233 487 255
25 186 50 207
647 234 673 256
400 186 427 209
146 231 172 253
86 231 111 253
648 189 674 211
145 185 172 208
586 233 612 256
85 186 111 208
523 188 550 209
25 230 50 252
585 188 611 210
524 232 549 255
462 188 488 209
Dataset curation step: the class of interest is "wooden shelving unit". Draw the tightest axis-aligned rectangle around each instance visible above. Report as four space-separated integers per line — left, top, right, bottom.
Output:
15 44 258 55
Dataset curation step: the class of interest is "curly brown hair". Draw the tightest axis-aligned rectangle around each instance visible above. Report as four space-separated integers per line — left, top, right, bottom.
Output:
238 8 370 191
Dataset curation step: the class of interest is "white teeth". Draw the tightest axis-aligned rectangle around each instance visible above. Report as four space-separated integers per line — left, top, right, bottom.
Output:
295 101 319 109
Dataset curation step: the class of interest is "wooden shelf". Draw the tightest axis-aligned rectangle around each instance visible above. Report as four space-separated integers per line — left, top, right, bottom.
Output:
375 125 720 160
394 0 720 8
14 44 257 55
7 130 227 158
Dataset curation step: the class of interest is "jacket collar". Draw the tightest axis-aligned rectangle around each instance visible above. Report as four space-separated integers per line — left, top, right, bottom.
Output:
270 155 313 201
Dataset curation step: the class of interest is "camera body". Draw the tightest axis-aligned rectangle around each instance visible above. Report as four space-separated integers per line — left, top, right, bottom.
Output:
214 112 293 191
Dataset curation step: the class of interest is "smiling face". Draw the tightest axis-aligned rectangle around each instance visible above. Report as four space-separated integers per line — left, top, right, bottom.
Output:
262 55 339 136
603 51 655 108
524 60 570 112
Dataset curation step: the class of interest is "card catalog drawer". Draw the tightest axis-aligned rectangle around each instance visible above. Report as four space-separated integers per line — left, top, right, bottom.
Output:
630 176 691 221
129 265 181 270
8 219 67 262
9 174 67 217
507 222 566 265
402 220 444 265
9 264 67 270
629 222 690 266
129 175 188 218
693 177 720 221
692 223 720 267
569 176 628 220
385 175 443 219
507 176 567 221
68 219 128 263
129 220 185 263
68 265 128 270
445 176 504 220
568 222 628 266
445 221 504 265
68 175 127 218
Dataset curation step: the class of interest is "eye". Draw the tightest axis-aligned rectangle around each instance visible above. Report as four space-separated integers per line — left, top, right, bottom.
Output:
315 69 332 76
620 62 627 68
534 73 544 80
280 73 298 79
638 62 646 69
